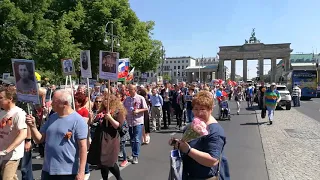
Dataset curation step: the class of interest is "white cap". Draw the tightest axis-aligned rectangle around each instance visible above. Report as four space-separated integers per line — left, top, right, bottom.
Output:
271 82 276 86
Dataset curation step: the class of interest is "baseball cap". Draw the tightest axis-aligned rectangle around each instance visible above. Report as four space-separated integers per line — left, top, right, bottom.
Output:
271 82 276 86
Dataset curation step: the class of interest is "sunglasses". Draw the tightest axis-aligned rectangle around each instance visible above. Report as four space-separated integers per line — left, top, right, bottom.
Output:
95 101 102 103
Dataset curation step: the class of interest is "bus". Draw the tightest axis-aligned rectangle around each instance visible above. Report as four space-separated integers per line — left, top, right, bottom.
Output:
287 70 317 100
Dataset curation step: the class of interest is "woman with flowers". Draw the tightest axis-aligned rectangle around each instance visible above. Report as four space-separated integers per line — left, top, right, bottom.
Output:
88 94 125 180
169 91 230 180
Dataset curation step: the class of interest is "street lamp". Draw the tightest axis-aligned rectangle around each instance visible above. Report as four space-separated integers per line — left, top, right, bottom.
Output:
104 21 120 52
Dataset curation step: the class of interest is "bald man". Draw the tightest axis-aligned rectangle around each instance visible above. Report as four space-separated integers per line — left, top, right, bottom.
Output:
26 90 88 179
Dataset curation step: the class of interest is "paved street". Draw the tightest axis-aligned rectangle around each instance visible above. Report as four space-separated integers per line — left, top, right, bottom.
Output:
295 98 320 122
17 101 269 180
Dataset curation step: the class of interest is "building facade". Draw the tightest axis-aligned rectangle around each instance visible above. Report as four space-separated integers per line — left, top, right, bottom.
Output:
267 53 320 83
134 56 227 84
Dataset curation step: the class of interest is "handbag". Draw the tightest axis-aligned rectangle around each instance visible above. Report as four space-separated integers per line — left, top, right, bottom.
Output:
168 150 223 180
87 124 103 165
168 149 183 180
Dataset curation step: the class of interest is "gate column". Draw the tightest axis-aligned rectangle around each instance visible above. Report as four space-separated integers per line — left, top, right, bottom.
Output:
243 59 248 82
231 59 236 81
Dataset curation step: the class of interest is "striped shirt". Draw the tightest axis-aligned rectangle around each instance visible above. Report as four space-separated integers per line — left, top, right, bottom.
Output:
123 94 148 127
265 89 280 109
292 87 301 97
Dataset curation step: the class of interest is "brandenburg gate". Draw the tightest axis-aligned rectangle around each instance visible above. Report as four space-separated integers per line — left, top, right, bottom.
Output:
217 29 293 82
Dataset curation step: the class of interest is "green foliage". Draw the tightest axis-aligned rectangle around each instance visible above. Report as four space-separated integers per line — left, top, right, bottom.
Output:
163 74 171 81
0 0 162 83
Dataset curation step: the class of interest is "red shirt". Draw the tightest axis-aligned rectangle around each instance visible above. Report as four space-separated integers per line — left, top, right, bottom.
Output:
77 107 89 118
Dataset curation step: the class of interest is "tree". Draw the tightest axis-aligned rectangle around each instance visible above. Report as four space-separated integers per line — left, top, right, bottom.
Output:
0 0 162 83
132 39 163 73
163 73 171 81
74 0 162 76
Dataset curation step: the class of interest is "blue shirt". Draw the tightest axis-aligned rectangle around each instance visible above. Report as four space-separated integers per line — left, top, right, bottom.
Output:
220 100 229 109
182 123 230 180
40 112 88 175
150 94 163 107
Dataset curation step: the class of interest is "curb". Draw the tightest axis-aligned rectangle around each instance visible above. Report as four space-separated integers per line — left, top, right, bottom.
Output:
254 109 270 180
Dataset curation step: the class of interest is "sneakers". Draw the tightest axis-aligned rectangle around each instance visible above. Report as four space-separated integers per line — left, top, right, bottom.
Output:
118 152 123 158
269 120 273 125
84 173 90 180
120 160 128 167
132 157 139 164
145 135 150 144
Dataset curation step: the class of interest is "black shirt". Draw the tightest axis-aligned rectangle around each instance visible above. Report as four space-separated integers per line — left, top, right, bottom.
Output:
259 86 266 97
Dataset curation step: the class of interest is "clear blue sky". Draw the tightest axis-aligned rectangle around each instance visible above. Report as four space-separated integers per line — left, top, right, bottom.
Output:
129 0 320 78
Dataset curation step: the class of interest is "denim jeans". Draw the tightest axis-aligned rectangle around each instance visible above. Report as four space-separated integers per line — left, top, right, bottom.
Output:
186 109 194 123
20 150 34 180
120 141 127 161
266 106 275 121
129 124 143 157
292 96 300 107
85 163 90 174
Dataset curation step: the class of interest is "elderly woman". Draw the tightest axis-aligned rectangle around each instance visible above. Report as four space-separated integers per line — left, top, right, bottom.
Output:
170 91 230 180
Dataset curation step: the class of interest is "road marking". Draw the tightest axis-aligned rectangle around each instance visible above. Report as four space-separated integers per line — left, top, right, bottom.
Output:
170 132 176 136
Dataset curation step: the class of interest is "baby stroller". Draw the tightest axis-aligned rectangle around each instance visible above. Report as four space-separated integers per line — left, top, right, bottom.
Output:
219 100 231 120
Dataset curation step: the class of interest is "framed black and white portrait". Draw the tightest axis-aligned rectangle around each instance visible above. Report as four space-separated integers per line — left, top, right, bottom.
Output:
80 50 92 78
11 59 39 104
61 58 75 76
99 51 119 81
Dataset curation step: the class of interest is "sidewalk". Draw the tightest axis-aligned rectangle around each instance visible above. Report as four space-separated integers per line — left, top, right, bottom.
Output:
256 108 320 180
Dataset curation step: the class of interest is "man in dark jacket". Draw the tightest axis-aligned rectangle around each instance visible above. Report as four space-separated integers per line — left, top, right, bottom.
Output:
160 83 173 129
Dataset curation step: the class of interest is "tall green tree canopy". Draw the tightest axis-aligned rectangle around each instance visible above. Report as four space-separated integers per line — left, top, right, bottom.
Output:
0 0 162 82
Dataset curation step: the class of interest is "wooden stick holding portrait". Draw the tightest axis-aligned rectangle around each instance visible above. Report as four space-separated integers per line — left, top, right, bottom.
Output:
69 75 75 110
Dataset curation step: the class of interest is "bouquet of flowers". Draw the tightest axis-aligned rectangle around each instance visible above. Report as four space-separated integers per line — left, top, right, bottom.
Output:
181 117 208 142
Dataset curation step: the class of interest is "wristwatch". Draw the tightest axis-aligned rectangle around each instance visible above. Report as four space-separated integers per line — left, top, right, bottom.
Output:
2 150 8 155
25 138 32 142
186 146 192 155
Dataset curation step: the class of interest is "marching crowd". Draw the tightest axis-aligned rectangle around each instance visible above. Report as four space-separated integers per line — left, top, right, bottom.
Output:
0 77 288 180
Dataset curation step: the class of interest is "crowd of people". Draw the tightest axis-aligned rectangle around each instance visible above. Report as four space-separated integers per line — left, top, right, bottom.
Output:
0 77 290 180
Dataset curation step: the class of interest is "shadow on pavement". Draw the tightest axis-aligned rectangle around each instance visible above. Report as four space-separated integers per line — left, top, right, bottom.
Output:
230 112 257 116
156 130 182 134
245 106 259 111
240 122 267 126
32 164 43 171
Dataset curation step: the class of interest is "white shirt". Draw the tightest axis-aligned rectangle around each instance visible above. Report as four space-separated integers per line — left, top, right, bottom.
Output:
0 106 27 161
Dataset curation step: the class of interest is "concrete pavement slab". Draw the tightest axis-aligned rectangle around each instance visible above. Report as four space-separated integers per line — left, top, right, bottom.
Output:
256 108 320 180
